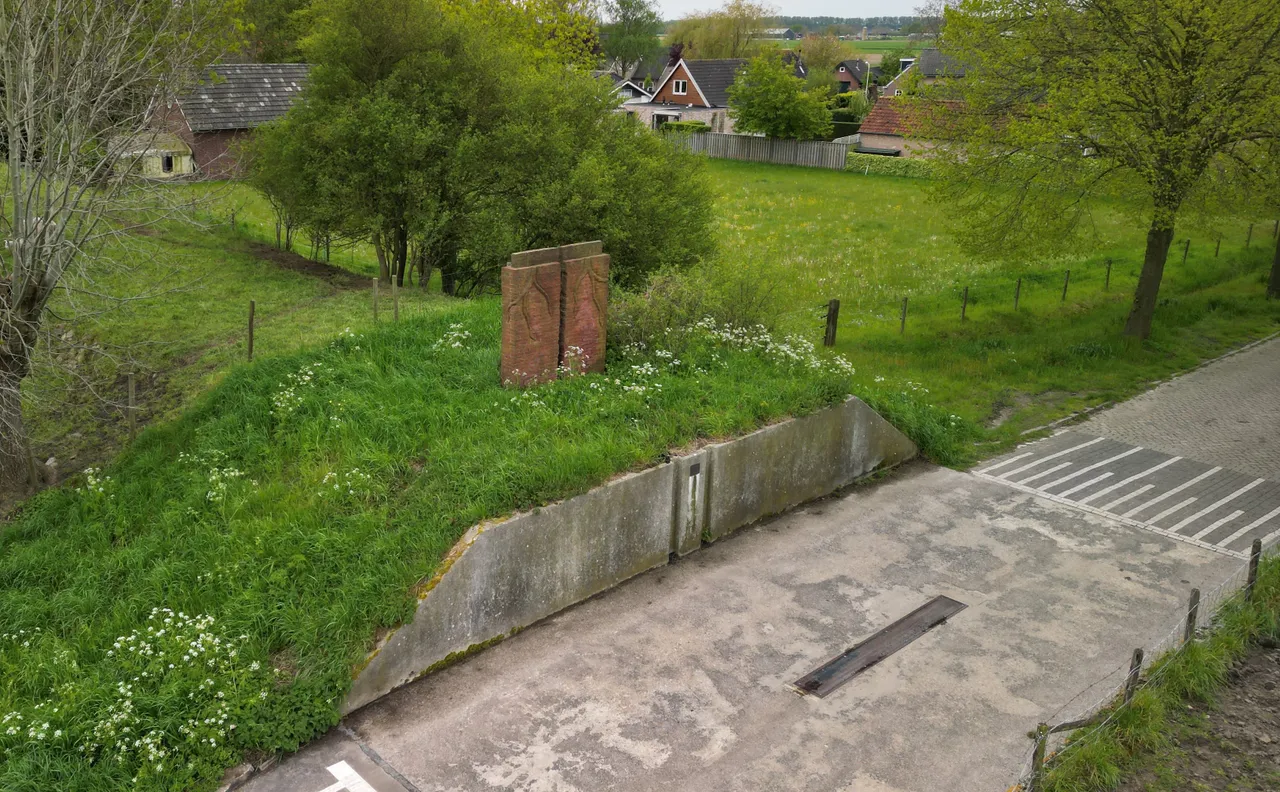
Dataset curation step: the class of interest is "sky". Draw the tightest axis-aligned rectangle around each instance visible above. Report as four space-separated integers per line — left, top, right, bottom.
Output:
656 0 920 19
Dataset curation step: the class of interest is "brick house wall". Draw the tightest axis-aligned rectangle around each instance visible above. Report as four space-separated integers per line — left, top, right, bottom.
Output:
651 63 705 106
624 104 734 133
156 101 251 179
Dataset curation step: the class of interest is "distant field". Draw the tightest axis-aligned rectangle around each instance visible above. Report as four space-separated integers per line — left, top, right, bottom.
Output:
700 159 1280 453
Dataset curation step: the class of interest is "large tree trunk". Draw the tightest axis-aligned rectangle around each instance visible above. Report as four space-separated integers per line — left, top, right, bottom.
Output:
0 359 32 495
374 236 391 282
395 226 409 288
1123 218 1177 339
1268 225 1280 299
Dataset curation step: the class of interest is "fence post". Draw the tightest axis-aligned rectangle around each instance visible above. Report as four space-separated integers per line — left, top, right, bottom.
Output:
1104 260 1111 291
823 299 840 347
393 273 400 322
1061 270 1070 302
1029 723 1049 792
373 278 379 321
961 286 969 321
247 300 256 361
1014 277 1022 310
1181 238 1190 266
127 372 137 440
1247 538 1262 602
1215 235 1221 257
899 297 908 335
1184 588 1200 644
1246 223 1253 249
1123 647 1144 703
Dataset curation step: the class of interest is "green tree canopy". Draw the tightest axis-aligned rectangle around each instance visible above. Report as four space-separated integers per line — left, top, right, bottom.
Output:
602 0 663 75
727 54 833 140
666 0 774 59
935 0 1280 338
251 0 714 295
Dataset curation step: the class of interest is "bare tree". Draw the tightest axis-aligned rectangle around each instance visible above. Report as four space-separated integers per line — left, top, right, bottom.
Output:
914 0 945 40
1 0 238 494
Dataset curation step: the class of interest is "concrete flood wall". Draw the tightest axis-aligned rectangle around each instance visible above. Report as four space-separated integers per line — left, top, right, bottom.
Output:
343 396 917 713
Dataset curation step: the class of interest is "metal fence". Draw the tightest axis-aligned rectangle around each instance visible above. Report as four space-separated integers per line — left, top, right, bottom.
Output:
669 132 851 170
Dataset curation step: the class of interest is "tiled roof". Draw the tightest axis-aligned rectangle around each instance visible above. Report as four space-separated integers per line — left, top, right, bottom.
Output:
859 98 966 137
681 55 807 107
917 48 967 78
179 63 309 132
859 99 908 135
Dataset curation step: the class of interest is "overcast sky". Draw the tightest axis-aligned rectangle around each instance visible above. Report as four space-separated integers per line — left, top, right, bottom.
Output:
656 0 920 18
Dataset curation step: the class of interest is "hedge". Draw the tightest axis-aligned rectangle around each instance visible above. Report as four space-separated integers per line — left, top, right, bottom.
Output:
844 151 937 178
662 120 710 133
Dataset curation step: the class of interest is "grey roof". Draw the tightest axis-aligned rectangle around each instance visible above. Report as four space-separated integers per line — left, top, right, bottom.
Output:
917 48 967 78
836 59 883 85
179 63 310 132
683 55 805 107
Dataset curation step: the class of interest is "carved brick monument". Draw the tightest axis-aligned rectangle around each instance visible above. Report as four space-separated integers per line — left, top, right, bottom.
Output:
501 241 609 387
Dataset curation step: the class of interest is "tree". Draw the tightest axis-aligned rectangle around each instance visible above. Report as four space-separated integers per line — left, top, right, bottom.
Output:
797 33 847 75
727 54 833 140
914 0 945 39
876 44 912 80
243 0 311 61
0 0 239 494
666 0 775 59
602 0 662 75
254 0 713 296
936 0 1280 339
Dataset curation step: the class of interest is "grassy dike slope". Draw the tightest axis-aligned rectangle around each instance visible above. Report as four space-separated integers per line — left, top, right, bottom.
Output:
0 304 865 791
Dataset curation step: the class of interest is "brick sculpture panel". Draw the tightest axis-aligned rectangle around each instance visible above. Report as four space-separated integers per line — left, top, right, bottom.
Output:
500 259 562 387
501 240 607 387
561 254 609 374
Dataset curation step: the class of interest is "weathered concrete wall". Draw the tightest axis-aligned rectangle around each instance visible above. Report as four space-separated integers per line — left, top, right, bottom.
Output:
344 396 916 713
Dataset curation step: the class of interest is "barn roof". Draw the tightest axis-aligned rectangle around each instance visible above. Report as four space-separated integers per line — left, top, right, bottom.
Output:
179 63 310 132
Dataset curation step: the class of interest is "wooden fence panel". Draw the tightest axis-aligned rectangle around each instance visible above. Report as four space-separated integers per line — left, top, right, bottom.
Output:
668 132 850 171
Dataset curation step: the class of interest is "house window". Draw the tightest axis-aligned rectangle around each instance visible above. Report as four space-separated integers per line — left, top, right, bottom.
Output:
894 90 903 96
162 155 174 173
673 80 687 96
838 65 846 72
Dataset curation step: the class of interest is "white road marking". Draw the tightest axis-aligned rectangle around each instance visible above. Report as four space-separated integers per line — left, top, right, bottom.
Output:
1123 467 1222 518
316 761 377 792
1078 457 1184 505
1057 472 1113 499
1148 497 1198 525
1191 510 1244 541
1039 447 1144 493
1168 479 1265 534
977 452 1033 475
1264 527 1280 549
1099 484 1155 512
1219 505 1280 548
1017 462 1071 485
997 437 1107 480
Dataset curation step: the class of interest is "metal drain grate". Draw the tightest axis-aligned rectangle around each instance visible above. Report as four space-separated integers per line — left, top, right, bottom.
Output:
792 595 967 698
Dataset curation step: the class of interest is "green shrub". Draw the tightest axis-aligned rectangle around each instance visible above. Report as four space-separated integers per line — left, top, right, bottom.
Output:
830 121 861 139
662 120 710 133
844 151 936 178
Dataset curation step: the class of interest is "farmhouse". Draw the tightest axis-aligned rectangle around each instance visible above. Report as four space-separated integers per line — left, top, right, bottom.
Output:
759 27 798 40
881 48 967 97
834 59 882 93
626 55 807 132
160 63 309 179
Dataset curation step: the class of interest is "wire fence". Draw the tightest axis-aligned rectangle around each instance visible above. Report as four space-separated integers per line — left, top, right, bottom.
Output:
1006 538 1275 792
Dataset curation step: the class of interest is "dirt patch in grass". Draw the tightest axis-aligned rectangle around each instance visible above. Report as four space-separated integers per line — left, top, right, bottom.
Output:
248 243 370 290
1119 641 1280 791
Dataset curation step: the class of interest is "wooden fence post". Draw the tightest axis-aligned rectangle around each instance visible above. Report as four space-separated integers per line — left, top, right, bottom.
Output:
373 278 379 321
1104 260 1111 291
899 297 908 335
127 373 137 440
1124 648 1144 703
247 300 256 361
961 286 969 321
1184 588 1200 644
1029 723 1049 792
823 299 840 347
392 273 400 322
1014 277 1022 310
1181 238 1190 266
1247 538 1262 602
1246 223 1253 249
1061 270 1070 302
1215 235 1221 257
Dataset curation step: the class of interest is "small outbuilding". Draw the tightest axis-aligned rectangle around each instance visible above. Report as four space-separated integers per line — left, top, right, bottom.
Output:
112 132 196 179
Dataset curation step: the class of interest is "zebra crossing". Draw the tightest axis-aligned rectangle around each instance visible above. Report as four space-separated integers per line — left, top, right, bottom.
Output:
975 431 1280 558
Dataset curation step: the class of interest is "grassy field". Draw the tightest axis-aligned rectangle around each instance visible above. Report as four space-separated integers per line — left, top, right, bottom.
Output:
700 160 1280 460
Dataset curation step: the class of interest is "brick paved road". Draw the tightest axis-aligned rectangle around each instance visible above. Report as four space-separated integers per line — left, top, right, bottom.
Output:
1082 336 1280 479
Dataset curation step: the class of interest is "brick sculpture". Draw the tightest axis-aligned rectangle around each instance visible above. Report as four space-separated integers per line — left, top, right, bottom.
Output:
500 241 609 387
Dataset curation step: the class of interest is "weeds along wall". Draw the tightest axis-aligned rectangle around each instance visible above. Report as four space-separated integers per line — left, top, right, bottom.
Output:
344 396 917 713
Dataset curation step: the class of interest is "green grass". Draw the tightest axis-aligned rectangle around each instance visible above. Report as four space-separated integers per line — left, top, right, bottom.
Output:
699 159 1280 463
0 304 856 790
1037 556 1280 792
